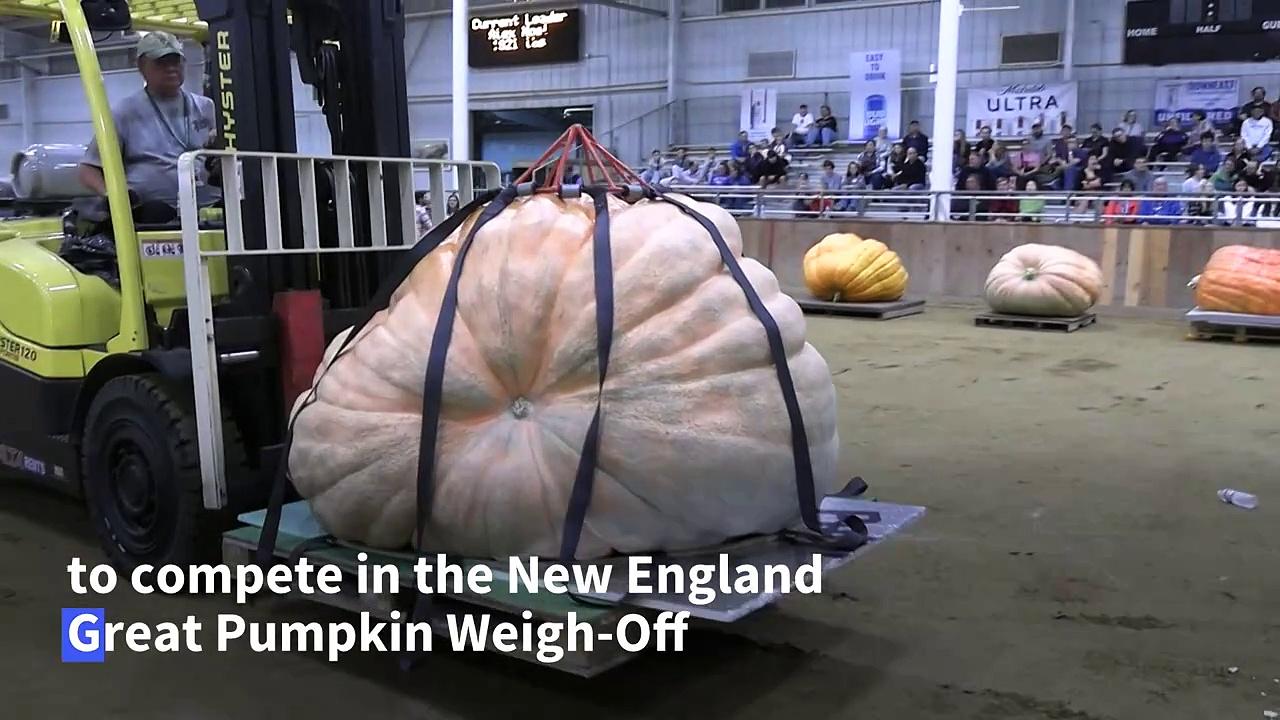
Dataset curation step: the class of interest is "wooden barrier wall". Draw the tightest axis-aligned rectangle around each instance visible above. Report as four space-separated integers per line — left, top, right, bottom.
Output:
739 220 1280 309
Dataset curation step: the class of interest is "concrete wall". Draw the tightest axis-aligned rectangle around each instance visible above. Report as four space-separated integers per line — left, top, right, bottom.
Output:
738 219 1280 310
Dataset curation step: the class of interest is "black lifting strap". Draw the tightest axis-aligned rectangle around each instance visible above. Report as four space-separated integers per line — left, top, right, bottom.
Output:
557 186 615 563
253 188 504 569
400 184 519 671
650 188 869 552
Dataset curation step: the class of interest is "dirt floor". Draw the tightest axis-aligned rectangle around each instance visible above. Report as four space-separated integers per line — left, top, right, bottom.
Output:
3 304 1277 719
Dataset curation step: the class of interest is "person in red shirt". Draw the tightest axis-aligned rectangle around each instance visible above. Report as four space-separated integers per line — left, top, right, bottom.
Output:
1103 179 1140 224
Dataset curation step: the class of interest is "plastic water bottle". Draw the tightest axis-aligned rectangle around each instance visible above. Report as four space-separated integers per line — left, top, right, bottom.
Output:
1218 489 1258 510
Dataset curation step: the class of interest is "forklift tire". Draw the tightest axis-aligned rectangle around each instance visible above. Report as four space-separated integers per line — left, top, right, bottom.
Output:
82 373 209 571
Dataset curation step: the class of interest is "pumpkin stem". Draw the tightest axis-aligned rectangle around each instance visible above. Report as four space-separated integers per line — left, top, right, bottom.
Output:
1022 267 1039 281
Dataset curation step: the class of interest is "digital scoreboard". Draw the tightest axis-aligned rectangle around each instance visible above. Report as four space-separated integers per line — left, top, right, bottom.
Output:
468 9 582 69
1124 0 1280 64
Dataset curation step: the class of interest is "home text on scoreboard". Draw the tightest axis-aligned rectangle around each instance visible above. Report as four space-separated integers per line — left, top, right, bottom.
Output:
468 9 582 69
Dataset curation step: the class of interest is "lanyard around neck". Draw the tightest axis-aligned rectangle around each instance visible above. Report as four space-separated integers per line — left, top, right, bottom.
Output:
145 88 193 151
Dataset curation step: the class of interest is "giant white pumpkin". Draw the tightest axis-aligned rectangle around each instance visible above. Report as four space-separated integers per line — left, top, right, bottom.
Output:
287 193 841 560
984 244 1104 317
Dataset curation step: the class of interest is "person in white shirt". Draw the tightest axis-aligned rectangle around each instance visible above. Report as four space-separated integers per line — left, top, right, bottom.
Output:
789 104 816 148
1241 106 1274 161
1120 109 1144 140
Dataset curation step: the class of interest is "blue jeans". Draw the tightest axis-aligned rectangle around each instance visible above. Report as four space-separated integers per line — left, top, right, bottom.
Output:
805 127 836 146
1254 144 1275 162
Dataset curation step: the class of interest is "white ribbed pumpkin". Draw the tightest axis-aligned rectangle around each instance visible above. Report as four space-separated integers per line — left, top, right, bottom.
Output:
287 193 841 560
985 244 1104 317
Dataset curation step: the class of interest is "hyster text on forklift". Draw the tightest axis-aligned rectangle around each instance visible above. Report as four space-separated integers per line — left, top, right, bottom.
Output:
0 0 496 570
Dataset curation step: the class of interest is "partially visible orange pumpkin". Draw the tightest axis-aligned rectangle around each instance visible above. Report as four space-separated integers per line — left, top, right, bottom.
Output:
802 234 908 302
1195 245 1280 315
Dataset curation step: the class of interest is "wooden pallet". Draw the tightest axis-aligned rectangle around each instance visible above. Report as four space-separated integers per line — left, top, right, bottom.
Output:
795 297 926 320
1185 309 1280 345
974 312 1097 333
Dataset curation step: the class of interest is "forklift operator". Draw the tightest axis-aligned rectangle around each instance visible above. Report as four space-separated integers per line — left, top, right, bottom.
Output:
78 31 217 212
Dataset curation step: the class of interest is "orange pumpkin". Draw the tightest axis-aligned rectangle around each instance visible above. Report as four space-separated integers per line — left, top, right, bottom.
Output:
287 193 842 559
1195 245 1280 316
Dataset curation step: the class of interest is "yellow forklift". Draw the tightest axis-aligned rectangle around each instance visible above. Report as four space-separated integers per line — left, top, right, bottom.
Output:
0 0 497 569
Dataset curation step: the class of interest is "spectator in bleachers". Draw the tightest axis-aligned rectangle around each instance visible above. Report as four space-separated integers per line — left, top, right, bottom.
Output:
819 159 842 192
810 105 838 147
727 159 755 210
834 161 868 213
951 175 988 221
988 176 1018 221
1052 124 1074 161
792 173 819 216
986 141 1014 179
953 130 971 170
641 148 663 184
958 151 995 191
855 140 879 176
746 143 767 182
1211 158 1237 192
769 128 789 158
893 146 928 190
1237 87 1271 137
1075 155 1104 215
1082 123 1109 161
1104 180 1140 224
709 160 733 186
1120 110 1144 140
1027 155 1064 191
952 129 967 170
1226 138 1251 169
1240 158 1272 192
1220 179 1260 226
875 143 905 190
1019 179 1046 223
1148 118 1189 162
731 131 751 162
975 126 995 159
1023 122 1053 165
1139 177 1183 225
1184 165 1213 221
1107 128 1142 182
1188 110 1217 141
1124 157 1155 193
903 121 930 159
1241 105 1274 161
1062 137 1088 191
789 104 816 147
757 149 789 188
1188 132 1223 173
1271 100 1280 143
664 156 714 186
874 127 893 164
1182 164 1208 194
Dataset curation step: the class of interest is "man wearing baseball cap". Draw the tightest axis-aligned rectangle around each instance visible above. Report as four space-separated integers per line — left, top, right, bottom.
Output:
79 31 217 212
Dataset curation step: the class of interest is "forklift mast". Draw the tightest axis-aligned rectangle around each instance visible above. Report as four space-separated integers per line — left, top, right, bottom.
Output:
193 0 412 310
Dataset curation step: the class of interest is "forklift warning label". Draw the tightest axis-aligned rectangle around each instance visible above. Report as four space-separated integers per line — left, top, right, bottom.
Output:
61 554 826 664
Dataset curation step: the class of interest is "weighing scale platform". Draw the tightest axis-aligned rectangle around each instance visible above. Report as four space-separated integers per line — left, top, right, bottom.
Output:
223 495 925 676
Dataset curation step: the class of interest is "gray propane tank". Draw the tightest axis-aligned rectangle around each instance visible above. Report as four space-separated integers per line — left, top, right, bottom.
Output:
10 143 94 201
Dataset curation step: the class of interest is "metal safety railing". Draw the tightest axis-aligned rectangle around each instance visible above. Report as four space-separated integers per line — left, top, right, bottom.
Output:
671 186 1280 227
177 149 502 509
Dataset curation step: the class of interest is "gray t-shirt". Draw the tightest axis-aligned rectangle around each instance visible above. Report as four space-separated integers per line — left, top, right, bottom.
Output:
84 87 216 204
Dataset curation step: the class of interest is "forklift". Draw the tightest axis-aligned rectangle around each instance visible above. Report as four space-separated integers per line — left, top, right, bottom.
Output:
0 0 497 569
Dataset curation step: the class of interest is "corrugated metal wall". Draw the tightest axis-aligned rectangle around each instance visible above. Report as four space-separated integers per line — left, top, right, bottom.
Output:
675 0 1278 146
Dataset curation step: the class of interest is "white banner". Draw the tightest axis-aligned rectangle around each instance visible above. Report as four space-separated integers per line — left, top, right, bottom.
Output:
966 82 1078 139
1152 78 1239 130
740 88 777 143
848 50 902 141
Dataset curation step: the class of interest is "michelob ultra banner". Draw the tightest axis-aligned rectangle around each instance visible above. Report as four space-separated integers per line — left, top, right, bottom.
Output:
966 82 1078 139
